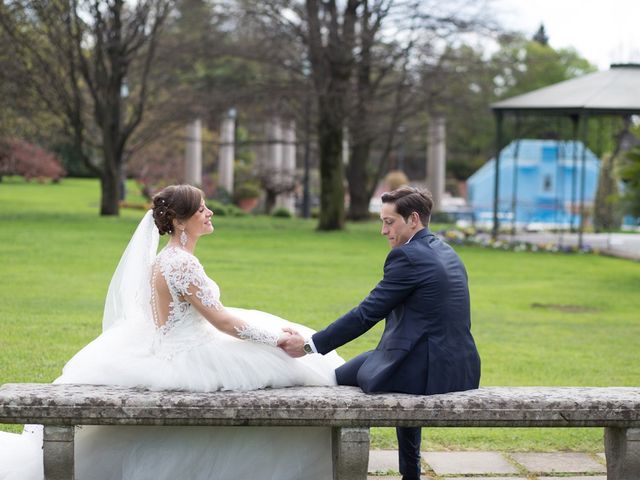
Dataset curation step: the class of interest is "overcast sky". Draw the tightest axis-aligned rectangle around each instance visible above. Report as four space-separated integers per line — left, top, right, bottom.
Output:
494 0 640 69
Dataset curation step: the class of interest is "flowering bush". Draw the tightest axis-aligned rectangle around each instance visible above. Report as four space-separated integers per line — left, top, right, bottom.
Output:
437 227 595 254
0 138 66 182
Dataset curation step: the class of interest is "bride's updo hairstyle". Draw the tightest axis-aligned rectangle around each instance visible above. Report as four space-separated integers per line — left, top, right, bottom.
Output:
152 184 204 235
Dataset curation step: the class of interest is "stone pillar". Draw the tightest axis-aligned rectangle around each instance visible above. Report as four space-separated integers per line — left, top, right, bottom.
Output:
43 426 74 480
276 119 296 212
267 116 283 181
605 427 640 479
342 125 349 165
332 427 370 480
218 109 236 195
426 116 446 211
184 119 202 186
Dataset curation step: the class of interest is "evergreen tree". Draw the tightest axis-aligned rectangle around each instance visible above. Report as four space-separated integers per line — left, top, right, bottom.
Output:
533 24 549 46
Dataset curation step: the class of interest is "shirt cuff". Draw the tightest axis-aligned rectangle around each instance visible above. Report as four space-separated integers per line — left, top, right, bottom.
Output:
306 337 318 354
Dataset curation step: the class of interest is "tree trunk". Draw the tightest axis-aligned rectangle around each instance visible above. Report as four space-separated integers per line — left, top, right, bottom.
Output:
346 1 375 222
305 0 358 231
99 84 124 216
347 141 372 220
100 166 120 216
317 102 345 230
265 190 277 214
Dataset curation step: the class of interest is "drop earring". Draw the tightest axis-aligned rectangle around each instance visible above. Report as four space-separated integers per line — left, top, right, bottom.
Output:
180 229 188 247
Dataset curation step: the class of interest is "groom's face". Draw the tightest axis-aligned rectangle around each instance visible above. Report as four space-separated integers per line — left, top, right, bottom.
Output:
380 203 415 248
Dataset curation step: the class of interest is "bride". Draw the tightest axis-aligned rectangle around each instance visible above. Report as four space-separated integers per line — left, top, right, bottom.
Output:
0 184 344 480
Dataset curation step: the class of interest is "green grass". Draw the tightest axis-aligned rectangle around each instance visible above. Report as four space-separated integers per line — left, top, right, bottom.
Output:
1 177 639 450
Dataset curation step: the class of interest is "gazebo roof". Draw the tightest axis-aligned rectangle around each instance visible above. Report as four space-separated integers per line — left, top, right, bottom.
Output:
491 64 640 115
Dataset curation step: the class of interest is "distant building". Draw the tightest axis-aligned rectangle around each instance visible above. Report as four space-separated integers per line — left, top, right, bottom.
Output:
467 139 600 230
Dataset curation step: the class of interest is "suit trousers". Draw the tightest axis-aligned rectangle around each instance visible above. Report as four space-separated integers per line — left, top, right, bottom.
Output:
335 351 422 480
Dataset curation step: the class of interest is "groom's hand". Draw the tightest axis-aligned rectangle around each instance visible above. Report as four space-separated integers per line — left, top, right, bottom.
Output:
278 327 306 358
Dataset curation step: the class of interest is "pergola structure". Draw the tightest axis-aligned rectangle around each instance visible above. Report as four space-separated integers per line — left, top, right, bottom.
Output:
490 63 640 247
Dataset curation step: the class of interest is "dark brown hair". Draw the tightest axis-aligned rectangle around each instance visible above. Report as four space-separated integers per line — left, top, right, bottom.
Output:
152 185 204 235
381 186 433 226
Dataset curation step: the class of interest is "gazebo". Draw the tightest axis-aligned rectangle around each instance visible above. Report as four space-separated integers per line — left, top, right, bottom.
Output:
490 63 640 247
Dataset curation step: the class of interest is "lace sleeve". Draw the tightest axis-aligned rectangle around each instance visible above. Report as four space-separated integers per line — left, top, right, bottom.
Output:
161 251 223 311
234 324 280 347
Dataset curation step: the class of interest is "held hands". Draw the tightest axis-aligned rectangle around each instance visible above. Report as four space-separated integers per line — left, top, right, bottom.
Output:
277 327 306 358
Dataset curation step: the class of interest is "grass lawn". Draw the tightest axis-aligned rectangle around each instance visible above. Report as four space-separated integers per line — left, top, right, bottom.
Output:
1 177 639 451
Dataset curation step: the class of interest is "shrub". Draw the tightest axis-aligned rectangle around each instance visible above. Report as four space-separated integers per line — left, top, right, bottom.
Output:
384 170 409 191
208 199 229 216
271 207 293 218
232 182 261 203
0 138 66 182
207 199 247 217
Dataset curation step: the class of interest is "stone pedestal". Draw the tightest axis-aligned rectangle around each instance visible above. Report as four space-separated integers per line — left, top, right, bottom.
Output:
605 427 640 479
218 111 235 194
185 119 202 186
43 426 74 480
332 427 370 480
427 116 446 210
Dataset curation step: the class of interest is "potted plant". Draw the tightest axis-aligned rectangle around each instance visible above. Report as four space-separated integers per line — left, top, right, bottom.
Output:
233 182 261 212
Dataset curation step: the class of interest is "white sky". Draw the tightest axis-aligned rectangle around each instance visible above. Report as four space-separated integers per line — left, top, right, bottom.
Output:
493 0 640 69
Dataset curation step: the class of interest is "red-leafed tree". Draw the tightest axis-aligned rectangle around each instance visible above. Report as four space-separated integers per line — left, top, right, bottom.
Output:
0 138 66 181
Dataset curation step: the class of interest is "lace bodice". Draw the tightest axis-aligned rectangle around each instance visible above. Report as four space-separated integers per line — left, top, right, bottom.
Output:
150 246 280 352
151 246 223 335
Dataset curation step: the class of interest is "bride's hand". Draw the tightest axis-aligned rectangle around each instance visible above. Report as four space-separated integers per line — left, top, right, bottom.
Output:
276 331 292 342
278 327 306 357
281 326 300 336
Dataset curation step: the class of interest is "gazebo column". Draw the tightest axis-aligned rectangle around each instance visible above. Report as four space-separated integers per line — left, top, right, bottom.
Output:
578 113 589 250
570 115 579 233
492 111 504 240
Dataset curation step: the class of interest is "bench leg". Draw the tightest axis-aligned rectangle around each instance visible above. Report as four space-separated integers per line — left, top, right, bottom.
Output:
605 427 640 479
332 427 370 480
43 426 75 480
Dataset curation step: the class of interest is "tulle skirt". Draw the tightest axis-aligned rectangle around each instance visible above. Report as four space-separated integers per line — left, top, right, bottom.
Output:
0 308 343 480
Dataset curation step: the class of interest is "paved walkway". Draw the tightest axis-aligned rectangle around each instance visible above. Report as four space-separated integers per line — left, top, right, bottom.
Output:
368 449 606 479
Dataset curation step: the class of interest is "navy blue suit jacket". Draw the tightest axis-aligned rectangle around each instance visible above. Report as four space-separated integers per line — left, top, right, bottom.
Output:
312 228 480 395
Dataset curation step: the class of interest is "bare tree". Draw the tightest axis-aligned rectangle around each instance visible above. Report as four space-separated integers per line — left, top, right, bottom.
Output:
304 0 360 229
238 0 498 226
346 0 411 220
0 0 172 215
239 0 359 229
345 0 500 219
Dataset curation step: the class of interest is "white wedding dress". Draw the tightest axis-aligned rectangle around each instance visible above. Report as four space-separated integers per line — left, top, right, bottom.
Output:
0 211 343 480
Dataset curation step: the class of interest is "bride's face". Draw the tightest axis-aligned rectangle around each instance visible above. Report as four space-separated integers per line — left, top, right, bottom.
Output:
184 199 214 237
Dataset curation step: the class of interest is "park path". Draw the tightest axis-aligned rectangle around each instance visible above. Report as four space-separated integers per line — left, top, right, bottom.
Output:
368 449 606 479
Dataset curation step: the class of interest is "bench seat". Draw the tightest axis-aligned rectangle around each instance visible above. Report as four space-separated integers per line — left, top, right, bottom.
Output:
1 384 639 479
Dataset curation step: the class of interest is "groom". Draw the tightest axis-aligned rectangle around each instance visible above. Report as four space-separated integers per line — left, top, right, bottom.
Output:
279 186 481 480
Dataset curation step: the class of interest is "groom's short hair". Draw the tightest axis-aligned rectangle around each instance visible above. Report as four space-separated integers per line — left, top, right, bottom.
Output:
381 186 433 226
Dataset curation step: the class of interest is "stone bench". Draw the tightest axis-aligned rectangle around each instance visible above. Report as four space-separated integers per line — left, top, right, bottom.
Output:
1 384 639 480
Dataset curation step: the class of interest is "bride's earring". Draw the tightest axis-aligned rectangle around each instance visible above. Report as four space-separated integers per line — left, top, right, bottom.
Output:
180 229 188 247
